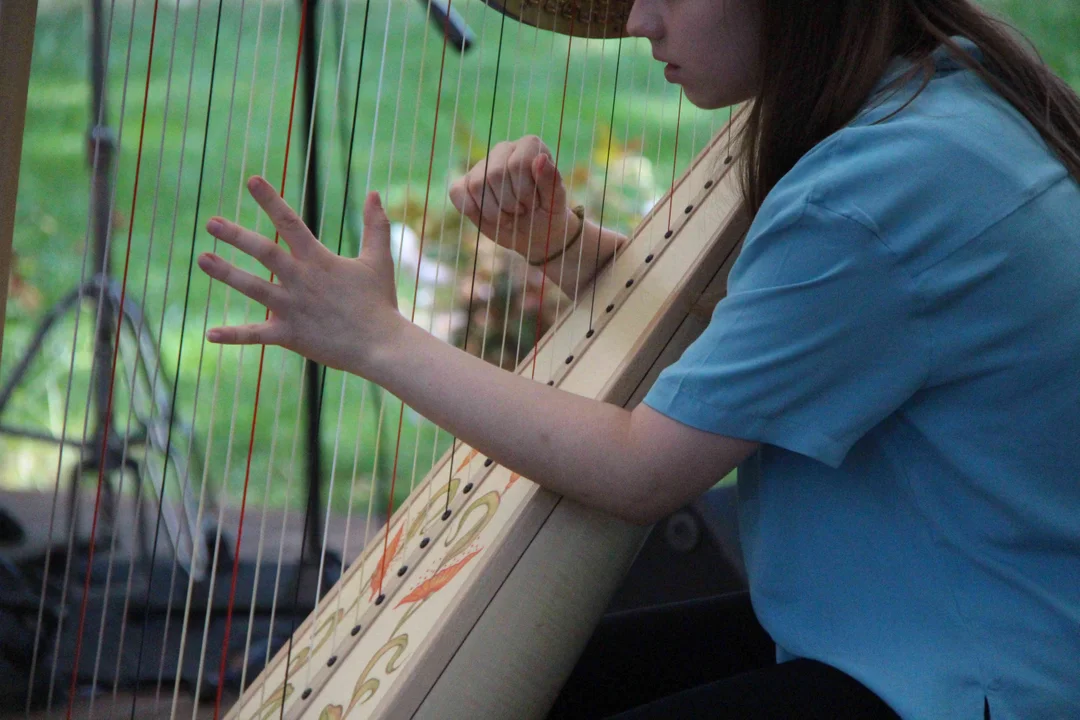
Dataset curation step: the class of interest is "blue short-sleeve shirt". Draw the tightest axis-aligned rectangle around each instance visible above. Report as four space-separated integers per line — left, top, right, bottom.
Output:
642 40 1080 719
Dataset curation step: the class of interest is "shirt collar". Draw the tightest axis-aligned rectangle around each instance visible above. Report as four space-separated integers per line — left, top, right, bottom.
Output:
872 36 985 95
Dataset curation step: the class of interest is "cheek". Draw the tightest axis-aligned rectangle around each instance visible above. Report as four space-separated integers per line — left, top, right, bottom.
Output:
685 5 760 102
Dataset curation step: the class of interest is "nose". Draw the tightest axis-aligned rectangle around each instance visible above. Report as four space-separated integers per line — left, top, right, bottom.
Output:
625 0 663 40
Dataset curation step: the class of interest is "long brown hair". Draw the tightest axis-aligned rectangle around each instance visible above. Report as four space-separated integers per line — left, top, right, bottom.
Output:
739 0 1080 215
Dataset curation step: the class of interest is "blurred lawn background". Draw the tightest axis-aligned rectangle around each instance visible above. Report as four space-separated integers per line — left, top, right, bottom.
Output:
1 0 1077 528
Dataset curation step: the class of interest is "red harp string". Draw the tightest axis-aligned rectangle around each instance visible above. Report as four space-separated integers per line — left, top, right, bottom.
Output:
213 2 311 717
65 3 162 717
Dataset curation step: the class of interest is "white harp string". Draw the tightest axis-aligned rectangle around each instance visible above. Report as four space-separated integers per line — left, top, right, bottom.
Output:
50 0 134 712
23 0 121 712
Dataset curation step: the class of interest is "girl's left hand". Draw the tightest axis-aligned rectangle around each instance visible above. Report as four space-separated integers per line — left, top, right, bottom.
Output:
197 176 403 376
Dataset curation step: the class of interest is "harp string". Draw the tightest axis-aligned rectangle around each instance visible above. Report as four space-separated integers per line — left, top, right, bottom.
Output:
559 23 614 358
270 0 424 707
509 27 558 371
402 0 505 592
287 0 429 692
475 5 537 370
272 0 351 700
24 0 124 712
235 0 298 701
537 24 582 385
379 0 480 595
92 0 192 714
289 0 367 698
311 0 361 624
63 1 162 716
168 2 296 714
430 0 516 521
133 0 227 711
333 0 468 637
528 18 576 383
206 0 299 710
182 0 282 711
290 0 383 696
488 3 533 373
554 21 602 352
46 0 136 710
202 1 313 715
666 91 683 234
587 36 623 325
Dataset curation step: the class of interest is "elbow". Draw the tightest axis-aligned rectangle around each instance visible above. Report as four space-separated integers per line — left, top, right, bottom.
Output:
613 474 669 527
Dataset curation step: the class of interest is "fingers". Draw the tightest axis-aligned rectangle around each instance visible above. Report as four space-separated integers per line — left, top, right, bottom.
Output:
506 136 546 211
446 134 560 240
245 176 320 257
448 179 480 225
465 172 513 229
532 153 566 213
482 142 523 215
197 252 285 312
205 320 282 346
361 192 394 274
205 217 294 280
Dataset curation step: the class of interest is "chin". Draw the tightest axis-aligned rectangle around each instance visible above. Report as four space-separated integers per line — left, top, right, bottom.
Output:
682 87 726 110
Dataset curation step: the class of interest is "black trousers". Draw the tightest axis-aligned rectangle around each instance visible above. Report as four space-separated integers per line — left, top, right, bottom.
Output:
549 592 900 719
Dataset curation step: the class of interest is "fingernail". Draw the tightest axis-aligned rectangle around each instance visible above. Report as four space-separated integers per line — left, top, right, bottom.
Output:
206 328 221 342
207 219 222 234
198 252 215 269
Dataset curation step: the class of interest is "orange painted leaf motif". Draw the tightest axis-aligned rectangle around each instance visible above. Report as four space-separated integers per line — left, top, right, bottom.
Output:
506 473 521 491
369 522 404 599
395 549 482 608
455 448 480 474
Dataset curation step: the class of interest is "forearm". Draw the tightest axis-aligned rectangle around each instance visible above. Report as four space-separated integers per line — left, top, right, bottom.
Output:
365 318 656 525
542 220 628 298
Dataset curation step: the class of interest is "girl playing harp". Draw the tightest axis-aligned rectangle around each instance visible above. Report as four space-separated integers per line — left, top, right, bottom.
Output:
198 0 1080 717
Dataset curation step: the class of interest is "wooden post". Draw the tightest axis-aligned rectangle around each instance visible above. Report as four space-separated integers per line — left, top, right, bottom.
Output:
0 0 39 367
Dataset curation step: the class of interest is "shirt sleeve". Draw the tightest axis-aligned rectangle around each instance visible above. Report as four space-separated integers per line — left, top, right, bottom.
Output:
642 197 930 468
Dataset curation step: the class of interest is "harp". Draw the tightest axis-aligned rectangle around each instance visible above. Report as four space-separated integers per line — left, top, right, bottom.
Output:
0 0 747 717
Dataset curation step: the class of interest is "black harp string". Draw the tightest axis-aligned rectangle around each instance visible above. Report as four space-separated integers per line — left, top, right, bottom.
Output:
147 1 227 712
230 0 312 707
413 0 502 526
183 1 293 712
64 0 162 716
51 0 142 710
272 0 376 706
202 2 311 716
547 9 598 373
101 0 186 713
587 36 625 329
128 1 227 717
235 0 311 699
305 0 377 648
24 0 121 713
506 22 555 373
441 1 514 516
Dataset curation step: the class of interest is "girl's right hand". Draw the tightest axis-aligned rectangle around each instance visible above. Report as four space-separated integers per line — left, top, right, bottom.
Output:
448 135 581 265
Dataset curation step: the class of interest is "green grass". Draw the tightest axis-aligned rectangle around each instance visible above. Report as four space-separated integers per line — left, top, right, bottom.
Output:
3 0 1077 520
